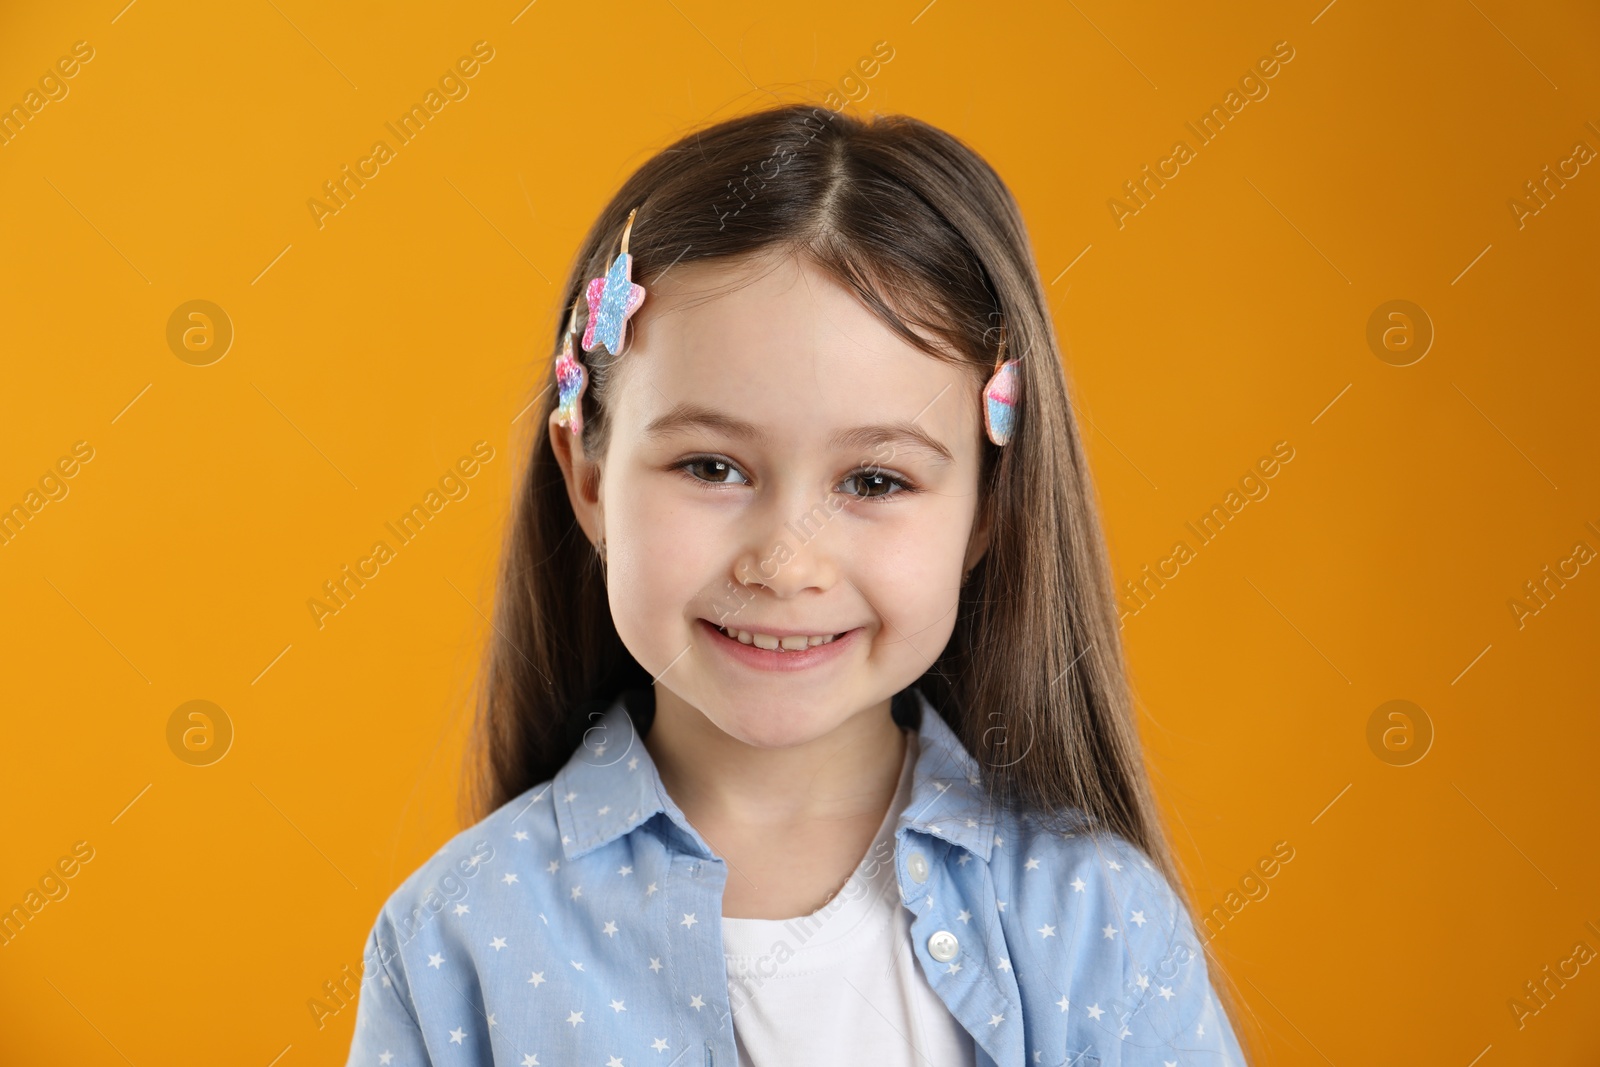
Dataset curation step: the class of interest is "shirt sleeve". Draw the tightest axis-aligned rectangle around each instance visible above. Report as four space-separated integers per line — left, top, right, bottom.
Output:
345 908 434 1067
1113 862 1246 1067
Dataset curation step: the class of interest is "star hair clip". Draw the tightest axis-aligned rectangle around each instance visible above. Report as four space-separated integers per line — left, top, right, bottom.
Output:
554 207 648 437
583 206 647 356
553 296 588 435
983 323 1019 446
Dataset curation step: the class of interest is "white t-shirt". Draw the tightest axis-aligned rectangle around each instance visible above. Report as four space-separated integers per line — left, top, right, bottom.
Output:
721 728 977 1066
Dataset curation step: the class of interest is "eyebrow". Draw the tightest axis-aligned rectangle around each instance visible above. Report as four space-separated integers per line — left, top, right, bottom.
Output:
642 402 955 464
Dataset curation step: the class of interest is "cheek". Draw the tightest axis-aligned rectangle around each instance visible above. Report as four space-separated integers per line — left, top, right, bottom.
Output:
847 500 972 645
601 469 726 659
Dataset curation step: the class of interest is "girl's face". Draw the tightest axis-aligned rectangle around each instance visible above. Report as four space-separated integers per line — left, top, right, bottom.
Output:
552 250 989 749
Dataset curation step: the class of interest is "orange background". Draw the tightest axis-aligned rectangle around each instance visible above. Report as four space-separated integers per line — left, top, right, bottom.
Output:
2 0 1596 1063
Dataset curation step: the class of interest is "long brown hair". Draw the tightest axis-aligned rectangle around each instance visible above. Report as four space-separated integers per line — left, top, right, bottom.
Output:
464 102 1248 1050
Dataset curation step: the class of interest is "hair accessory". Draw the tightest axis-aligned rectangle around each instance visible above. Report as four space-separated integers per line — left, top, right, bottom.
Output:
553 296 588 435
582 207 647 355
983 324 1019 446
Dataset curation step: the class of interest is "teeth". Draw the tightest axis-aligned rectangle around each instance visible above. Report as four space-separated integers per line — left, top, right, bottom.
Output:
717 625 839 651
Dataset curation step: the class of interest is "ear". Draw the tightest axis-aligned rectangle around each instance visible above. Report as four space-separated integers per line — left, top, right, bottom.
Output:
962 495 992 572
548 412 605 548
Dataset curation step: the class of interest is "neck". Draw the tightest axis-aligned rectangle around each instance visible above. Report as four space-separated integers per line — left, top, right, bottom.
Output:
643 686 908 830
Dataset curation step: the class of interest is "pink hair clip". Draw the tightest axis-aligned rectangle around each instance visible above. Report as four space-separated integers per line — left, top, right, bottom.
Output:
983 324 1019 446
553 297 587 435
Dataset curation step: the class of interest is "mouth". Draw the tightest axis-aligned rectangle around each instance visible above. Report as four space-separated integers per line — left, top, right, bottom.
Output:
709 623 847 651
697 619 858 671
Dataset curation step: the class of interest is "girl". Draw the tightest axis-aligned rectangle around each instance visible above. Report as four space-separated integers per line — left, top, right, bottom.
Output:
345 104 1248 1066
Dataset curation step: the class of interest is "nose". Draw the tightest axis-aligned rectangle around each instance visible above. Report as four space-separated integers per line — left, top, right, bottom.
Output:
732 488 840 599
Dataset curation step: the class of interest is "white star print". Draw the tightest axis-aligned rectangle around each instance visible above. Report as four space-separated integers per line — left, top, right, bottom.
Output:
1056 996 1070 1012
957 909 972 924
453 903 469 916
449 1026 465 1044
988 1013 1004 1027
945 961 962 974
1158 985 1175 1000
651 1038 668 1051
1197 1023 1205 1037
1102 924 1118 939
1135 973 1149 990
1165 1062 1177 1067
689 994 705 1010
521 1057 539 1066
680 913 698 929
566 1010 584 1026
994 834 1004 848
1070 877 1086 892
598 805 610 815
956 853 972 866
618 865 633 876
606 1058 623 1067
490 937 507 951
1037 923 1056 939
997 900 1007 912
427 953 443 969
648 957 662 973
966 818 978 827
570 961 585 971
1131 910 1147 927
570 885 583 900
603 920 619 937
997 957 1012 972
513 830 529 841
487 1014 497 1028
1107 859 1122 871
1086 1004 1103 1020
628 756 639 770
528 971 546 986
381 974 391 988
610 998 626 1012
1118 1025 1131 1039
503 873 520 885
563 791 577 803
646 882 658 896
379 1053 393 1065
1024 857 1040 870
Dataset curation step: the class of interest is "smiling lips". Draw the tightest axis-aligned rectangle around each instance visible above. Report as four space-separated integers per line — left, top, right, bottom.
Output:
713 624 841 651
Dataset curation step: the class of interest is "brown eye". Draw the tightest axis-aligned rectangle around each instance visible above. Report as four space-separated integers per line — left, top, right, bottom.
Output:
679 457 749 485
838 469 907 499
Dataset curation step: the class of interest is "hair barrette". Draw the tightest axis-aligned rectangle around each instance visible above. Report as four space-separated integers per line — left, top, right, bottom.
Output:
983 323 1019 446
582 206 647 356
553 295 588 436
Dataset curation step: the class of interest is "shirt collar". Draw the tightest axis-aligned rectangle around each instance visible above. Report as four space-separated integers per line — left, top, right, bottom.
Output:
551 687 997 864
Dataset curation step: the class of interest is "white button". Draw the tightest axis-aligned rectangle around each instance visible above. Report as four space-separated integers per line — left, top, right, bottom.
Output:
927 930 959 962
907 851 929 884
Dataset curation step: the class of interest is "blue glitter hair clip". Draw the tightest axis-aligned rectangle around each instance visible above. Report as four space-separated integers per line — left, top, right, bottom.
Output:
582 207 647 356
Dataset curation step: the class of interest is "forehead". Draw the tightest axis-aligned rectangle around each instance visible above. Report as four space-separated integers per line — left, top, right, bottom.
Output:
607 251 981 451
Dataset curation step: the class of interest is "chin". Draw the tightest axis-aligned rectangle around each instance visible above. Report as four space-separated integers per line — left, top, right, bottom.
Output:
692 685 853 749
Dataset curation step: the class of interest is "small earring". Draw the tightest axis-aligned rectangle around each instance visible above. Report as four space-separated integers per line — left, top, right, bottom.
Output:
983 323 1019 447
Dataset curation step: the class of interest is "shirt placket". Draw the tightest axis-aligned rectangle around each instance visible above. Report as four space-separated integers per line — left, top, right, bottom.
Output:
660 843 739 1067
897 828 1025 1067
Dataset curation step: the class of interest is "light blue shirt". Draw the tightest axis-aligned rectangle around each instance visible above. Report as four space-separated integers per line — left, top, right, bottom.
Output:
346 688 1245 1066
